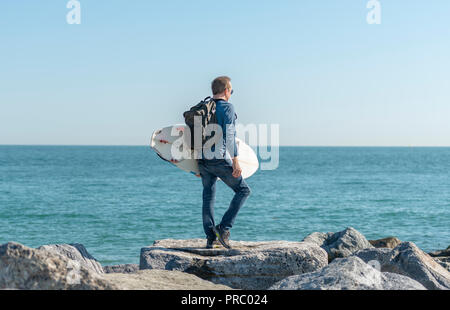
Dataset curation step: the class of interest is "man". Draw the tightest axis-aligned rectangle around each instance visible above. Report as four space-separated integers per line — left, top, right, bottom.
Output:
197 76 251 249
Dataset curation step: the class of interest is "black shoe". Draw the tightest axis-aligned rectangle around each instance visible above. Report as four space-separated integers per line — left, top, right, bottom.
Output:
212 225 231 249
206 237 216 249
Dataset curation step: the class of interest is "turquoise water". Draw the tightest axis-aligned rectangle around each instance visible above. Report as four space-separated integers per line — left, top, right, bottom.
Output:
0 146 449 265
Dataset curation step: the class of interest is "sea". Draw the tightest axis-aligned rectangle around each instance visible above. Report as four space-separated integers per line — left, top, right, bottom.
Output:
0 146 449 265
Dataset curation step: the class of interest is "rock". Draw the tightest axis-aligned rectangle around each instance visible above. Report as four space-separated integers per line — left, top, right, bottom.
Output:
434 259 450 273
269 256 426 290
140 239 328 290
428 247 450 258
428 248 450 273
302 227 374 262
355 242 450 290
38 243 104 274
105 269 233 290
435 257 450 263
103 264 139 274
369 237 402 249
0 241 230 290
0 242 116 290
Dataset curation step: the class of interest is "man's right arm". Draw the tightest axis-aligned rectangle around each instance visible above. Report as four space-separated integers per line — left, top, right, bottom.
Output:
224 105 241 178
223 105 239 159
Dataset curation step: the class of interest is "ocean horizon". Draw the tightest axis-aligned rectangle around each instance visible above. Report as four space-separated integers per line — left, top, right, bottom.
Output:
2 144 450 147
1 145 449 265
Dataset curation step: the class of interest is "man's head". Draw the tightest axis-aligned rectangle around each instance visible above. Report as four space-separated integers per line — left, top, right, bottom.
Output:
211 76 233 101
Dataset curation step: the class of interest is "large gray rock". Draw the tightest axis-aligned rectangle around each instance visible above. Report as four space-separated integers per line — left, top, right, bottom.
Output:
105 269 233 290
140 239 328 290
0 242 116 290
435 260 450 273
0 241 233 290
428 247 450 272
355 242 450 290
38 243 104 274
428 246 450 258
302 227 373 262
103 264 139 274
369 237 402 249
269 256 426 290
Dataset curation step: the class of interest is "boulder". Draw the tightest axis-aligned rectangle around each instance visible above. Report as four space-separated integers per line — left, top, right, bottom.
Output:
0 241 232 290
355 242 450 290
434 260 450 273
140 239 328 290
269 256 426 290
428 247 450 258
38 243 104 274
105 269 233 290
0 242 116 290
428 247 450 272
302 227 373 262
369 237 402 249
103 264 139 274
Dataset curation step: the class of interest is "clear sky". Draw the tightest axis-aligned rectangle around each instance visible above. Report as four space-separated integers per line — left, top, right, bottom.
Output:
1 1 449 146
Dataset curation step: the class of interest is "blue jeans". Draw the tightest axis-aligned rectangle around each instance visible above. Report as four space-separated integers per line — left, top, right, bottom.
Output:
198 158 251 240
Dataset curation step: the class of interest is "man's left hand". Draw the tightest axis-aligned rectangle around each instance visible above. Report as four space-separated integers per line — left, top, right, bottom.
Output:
232 158 242 178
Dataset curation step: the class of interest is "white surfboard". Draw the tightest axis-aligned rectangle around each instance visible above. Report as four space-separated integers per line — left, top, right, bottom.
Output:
150 124 259 179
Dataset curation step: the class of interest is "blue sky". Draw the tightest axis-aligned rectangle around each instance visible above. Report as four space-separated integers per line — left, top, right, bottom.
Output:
1 1 449 146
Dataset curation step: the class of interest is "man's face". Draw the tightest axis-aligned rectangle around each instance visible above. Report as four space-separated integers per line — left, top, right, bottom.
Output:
225 82 233 101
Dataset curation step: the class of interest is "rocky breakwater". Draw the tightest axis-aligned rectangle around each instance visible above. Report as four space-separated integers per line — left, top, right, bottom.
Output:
302 227 374 262
0 242 115 290
0 242 231 290
140 239 328 290
301 227 450 290
1 227 449 290
269 256 426 290
355 242 450 290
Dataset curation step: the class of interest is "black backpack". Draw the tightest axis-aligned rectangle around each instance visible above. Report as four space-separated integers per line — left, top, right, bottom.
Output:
183 97 218 151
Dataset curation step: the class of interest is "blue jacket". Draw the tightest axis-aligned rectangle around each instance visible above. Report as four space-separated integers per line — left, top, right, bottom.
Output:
213 99 238 159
